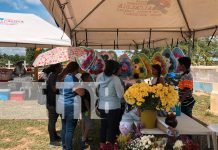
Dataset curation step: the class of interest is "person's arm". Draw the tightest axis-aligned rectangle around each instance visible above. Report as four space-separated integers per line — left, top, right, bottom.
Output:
114 76 124 99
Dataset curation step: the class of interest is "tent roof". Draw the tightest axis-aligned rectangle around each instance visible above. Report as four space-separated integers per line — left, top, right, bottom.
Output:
0 12 71 48
41 0 218 49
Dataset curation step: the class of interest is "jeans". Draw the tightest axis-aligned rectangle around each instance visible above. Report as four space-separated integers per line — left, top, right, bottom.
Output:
99 109 120 144
181 101 195 118
61 105 78 150
47 106 59 143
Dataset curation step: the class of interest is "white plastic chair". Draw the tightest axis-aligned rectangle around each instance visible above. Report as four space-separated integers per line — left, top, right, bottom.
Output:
208 124 218 150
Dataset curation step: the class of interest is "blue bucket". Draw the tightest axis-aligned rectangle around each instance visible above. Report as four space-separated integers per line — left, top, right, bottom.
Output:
0 89 10 101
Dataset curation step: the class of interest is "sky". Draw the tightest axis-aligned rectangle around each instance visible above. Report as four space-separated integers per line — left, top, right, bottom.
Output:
0 0 55 25
0 0 55 56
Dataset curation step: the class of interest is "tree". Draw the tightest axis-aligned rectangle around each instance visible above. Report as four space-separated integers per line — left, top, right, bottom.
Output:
26 48 35 65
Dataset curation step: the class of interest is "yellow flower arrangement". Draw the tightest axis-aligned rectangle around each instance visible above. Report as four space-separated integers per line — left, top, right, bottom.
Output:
124 83 179 111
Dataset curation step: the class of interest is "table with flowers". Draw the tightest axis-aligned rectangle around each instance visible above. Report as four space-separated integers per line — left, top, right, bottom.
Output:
141 113 211 148
119 82 211 149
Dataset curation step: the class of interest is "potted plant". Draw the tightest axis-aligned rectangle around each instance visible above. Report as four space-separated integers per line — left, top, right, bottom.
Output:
124 83 178 128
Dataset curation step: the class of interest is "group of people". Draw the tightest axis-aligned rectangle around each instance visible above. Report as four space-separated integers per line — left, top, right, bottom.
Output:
43 56 195 150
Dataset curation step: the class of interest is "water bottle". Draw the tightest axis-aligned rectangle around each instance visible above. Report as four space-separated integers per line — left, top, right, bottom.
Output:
175 102 181 116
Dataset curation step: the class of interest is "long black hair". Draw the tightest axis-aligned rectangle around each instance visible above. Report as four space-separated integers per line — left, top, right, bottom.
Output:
152 64 161 77
104 60 120 76
58 62 79 81
178 57 191 70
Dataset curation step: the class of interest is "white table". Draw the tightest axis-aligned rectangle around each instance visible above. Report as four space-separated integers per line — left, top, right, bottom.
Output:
141 113 211 148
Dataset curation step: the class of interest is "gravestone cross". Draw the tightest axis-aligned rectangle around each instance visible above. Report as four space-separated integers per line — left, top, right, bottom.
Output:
5 60 13 69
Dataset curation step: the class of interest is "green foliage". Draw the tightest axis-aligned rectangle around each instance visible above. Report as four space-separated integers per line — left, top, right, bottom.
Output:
140 93 160 111
0 53 25 66
0 48 37 66
177 38 218 66
125 38 218 66
25 48 35 65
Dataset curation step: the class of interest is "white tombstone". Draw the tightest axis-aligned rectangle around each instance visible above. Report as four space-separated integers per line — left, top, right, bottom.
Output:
5 60 13 69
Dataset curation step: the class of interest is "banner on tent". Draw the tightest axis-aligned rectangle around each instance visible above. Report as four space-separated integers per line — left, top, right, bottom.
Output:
0 17 24 25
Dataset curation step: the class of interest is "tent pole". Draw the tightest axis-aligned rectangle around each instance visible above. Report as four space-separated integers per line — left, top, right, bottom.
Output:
75 32 78 47
76 29 182 32
176 39 179 47
177 0 191 34
142 39 145 49
149 29 152 49
117 29 119 49
85 29 88 47
208 26 217 46
192 31 195 50
171 38 174 49
114 40 116 50
56 0 71 32
70 30 74 46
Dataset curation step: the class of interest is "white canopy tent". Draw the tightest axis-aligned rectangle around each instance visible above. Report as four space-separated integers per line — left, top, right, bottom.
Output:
41 0 218 49
0 12 71 48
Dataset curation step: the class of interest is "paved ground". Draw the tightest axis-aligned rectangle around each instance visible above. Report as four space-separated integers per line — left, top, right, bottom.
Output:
0 101 47 119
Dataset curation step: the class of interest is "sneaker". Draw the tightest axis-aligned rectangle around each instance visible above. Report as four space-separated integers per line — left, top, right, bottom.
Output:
49 141 61 148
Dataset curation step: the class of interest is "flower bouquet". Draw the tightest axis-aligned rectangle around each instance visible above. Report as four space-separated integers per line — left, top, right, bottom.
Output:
124 83 178 128
117 134 167 150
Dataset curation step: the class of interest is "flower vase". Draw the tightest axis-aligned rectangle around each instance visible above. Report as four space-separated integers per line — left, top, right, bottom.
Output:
165 112 179 137
165 113 178 128
140 110 157 129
